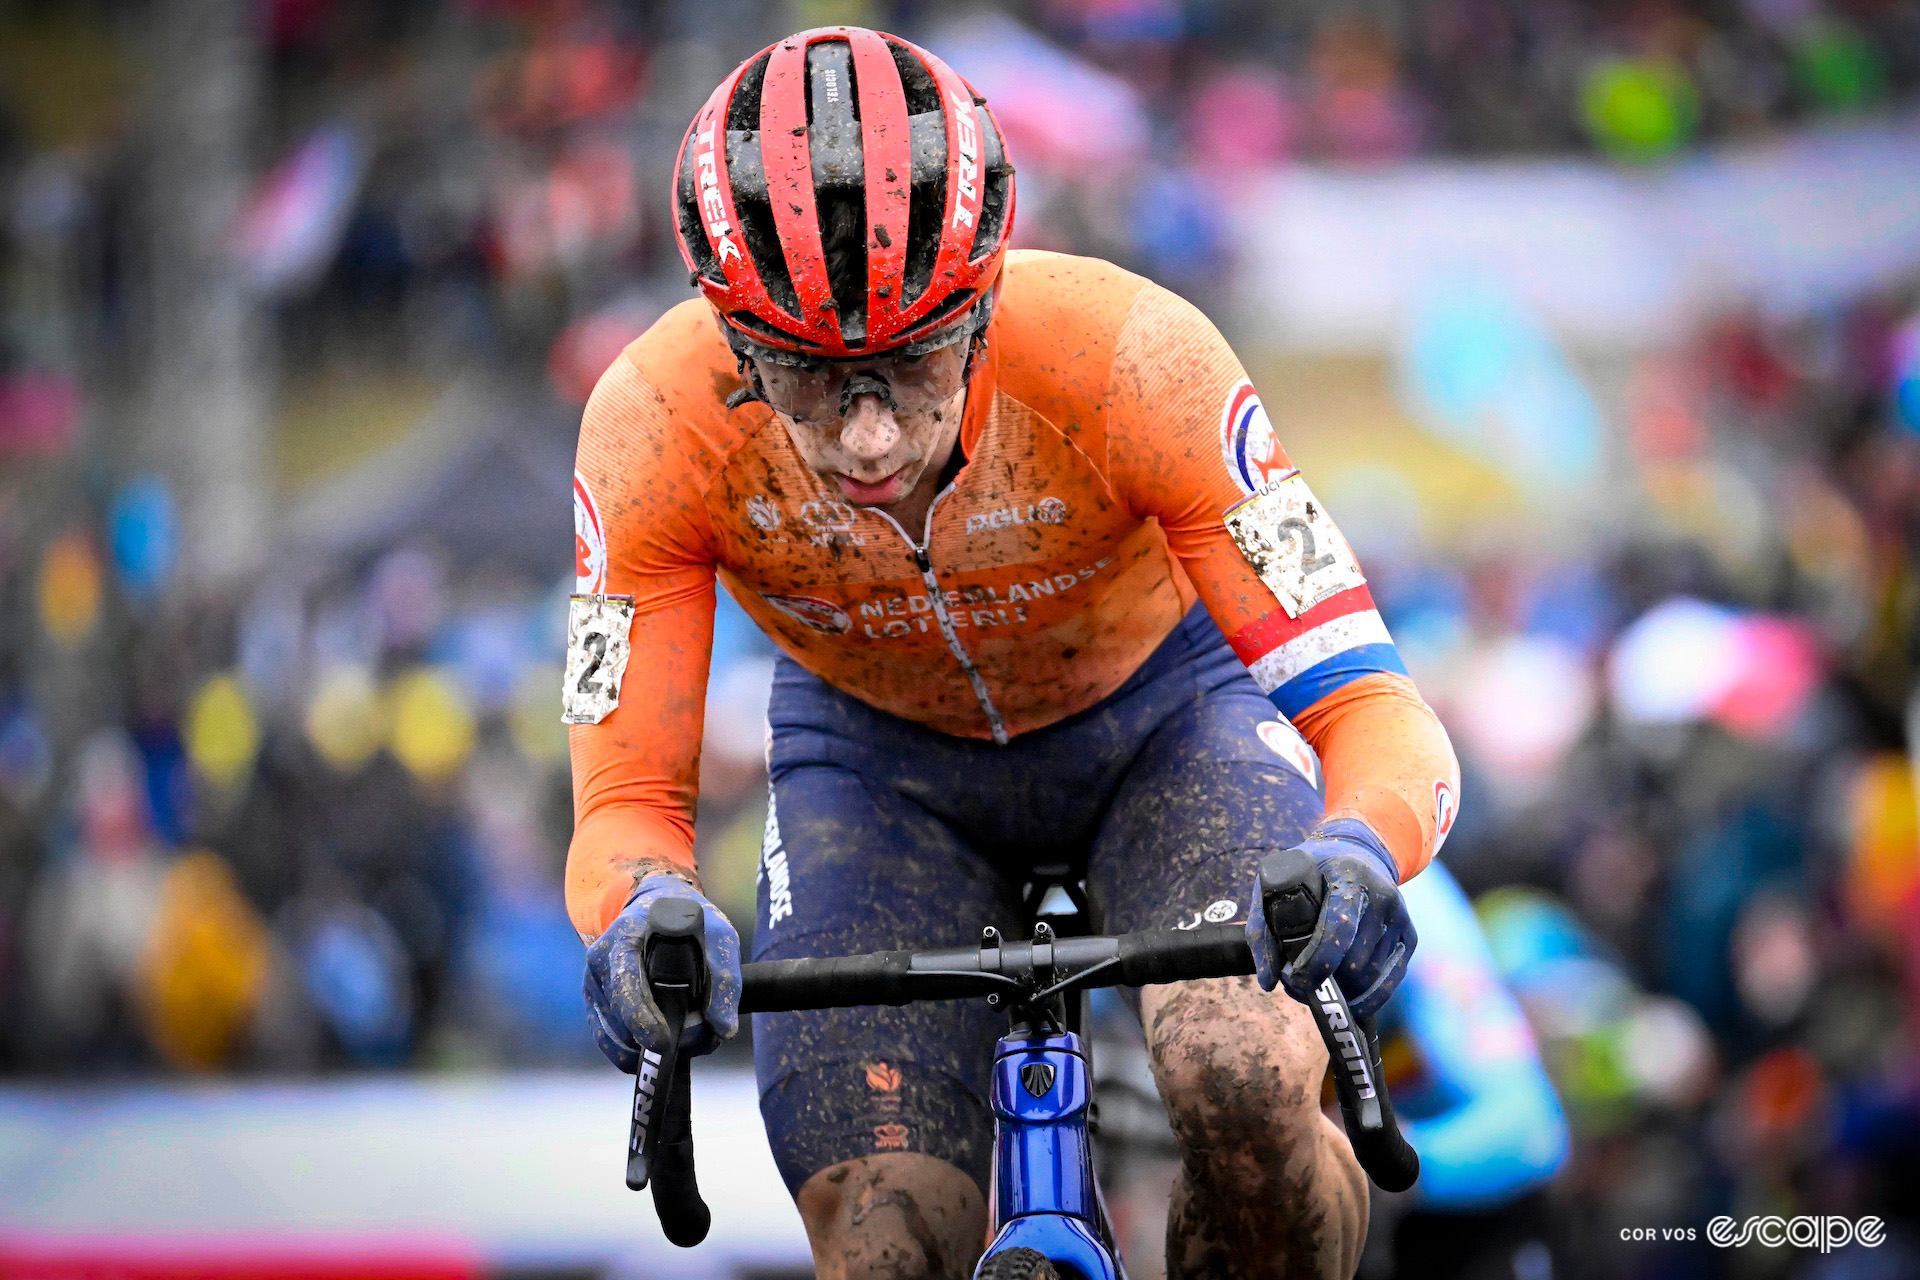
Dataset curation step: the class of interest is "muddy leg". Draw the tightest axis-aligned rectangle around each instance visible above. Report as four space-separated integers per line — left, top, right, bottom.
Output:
795 1151 989 1280
1144 975 1368 1280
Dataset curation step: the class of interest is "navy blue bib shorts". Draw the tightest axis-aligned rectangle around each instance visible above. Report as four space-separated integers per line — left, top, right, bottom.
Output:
752 604 1326 1195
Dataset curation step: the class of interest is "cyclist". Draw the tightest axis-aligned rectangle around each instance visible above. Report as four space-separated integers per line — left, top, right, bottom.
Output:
570 27 1459 1280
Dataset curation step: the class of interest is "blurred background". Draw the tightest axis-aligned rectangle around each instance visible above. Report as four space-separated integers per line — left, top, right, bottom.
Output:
3 0 1920 1276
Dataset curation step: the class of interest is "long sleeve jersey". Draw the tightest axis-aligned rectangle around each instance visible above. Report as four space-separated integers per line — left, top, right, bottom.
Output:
566 251 1459 939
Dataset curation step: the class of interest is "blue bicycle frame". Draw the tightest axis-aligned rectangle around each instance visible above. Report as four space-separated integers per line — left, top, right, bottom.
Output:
982 1026 1124 1279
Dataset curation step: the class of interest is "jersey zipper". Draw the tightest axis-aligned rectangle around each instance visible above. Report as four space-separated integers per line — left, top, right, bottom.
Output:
872 493 1012 745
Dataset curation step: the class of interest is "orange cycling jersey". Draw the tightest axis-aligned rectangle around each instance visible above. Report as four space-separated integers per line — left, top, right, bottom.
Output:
567 251 1460 939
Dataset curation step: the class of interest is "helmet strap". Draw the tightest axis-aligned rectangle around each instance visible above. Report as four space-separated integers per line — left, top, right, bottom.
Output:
958 284 1000 384
725 350 769 411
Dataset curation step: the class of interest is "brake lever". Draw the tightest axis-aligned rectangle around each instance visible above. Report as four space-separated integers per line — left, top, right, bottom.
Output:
625 897 712 1245
1259 848 1420 1193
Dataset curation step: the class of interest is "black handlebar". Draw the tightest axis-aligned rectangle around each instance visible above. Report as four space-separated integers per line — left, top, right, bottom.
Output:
629 866 1419 1247
738 922 1255 1013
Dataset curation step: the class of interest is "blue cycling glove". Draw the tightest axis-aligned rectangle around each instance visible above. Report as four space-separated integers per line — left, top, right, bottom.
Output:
584 874 742 1073
1247 818 1416 1022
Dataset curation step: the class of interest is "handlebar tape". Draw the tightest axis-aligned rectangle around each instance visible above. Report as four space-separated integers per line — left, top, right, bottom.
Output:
1112 925 1255 986
1258 849 1421 1193
649 1052 710 1247
627 898 712 1247
740 949 920 1013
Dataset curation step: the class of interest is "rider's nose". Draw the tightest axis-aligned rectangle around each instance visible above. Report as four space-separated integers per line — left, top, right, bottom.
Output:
839 395 900 470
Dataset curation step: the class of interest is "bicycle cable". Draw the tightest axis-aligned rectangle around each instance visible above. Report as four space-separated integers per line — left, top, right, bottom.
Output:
1032 955 1123 1004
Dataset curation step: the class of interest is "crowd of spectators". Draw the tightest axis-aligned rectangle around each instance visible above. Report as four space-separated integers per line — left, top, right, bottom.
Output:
1057 0 1920 164
3 0 1920 1275
1363 288 1920 1275
3 524 786 1073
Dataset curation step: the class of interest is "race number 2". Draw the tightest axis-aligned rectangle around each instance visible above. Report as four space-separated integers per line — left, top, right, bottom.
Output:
562 594 636 724
1224 473 1366 618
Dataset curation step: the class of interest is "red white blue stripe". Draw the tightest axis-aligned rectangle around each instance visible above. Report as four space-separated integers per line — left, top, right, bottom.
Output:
1228 586 1407 718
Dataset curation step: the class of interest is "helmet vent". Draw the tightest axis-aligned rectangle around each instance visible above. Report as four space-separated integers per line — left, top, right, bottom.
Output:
727 51 772 132
967 94 1015 264
676 161 723 285
729 310 823 350
901 162 945 306
739 192 799 316
967 148 1013 260
905 287 976 339
805 39 858 127
887 40 941 115
732 50 795 317
818 184 867 344
892 40 946 306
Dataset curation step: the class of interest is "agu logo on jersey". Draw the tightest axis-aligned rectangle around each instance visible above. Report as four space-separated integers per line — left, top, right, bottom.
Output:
1220 381 1289 496
574 472 607 593
1434 779 1458 852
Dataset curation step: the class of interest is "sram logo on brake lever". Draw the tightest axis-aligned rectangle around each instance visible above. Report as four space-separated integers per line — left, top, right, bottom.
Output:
1313 977 1376 1103
628 1047 667 1177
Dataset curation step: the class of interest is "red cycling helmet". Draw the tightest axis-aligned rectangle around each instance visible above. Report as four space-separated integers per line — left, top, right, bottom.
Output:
673 27 1016 362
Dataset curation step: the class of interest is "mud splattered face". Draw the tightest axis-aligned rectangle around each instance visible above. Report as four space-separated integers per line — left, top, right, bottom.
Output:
761 358 969 511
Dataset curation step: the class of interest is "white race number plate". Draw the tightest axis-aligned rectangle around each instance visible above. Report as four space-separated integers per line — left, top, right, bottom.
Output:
1224 474 1366 618
562 594 635 725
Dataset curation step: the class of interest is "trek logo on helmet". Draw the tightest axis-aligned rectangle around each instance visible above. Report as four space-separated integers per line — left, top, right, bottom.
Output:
950 88 979 231
692 124 743 265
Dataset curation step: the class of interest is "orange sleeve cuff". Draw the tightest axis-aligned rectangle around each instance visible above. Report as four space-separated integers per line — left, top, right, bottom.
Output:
1291 673 1460 882
565 804 698 940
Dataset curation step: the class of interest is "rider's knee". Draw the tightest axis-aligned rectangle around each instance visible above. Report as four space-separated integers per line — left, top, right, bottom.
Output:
1144 975 1332 1155
795 1152 987 1280
1149 977 1369 1278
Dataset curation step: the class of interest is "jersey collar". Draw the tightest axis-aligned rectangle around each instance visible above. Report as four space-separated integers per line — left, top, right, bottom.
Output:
959 320 1001 461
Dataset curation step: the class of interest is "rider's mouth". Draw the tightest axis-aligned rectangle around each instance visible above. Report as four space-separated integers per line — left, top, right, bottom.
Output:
834 466 910 506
